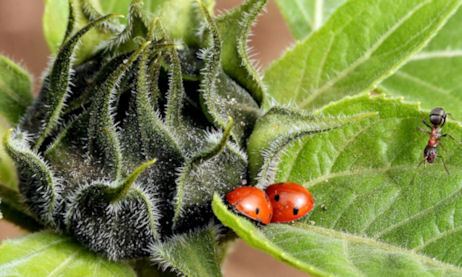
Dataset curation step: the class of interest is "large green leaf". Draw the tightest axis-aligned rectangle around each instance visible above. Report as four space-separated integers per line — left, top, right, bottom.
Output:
264 0 462 111
275 0 346 40
150 225 222 277
216 94 462 275
380 6 462 121
213 195 462 277
0 232 136 277
0 56 33 125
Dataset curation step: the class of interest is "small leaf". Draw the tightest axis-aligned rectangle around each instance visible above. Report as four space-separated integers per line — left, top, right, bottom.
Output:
379 6 462 121
150 225 223 277
247 107 375 187
216 0 266 104
172 119 247 230
0 232 136 277
0 55 33 125
4 129 59 227
275 0 347 40
264 0 462 110
212 195 462 277
198 1 261 146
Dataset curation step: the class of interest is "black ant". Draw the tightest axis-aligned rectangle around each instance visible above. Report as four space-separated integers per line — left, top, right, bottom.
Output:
416 107 461 174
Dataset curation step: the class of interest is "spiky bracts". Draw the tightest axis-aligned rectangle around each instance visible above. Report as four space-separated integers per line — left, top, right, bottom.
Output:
4 1 261 261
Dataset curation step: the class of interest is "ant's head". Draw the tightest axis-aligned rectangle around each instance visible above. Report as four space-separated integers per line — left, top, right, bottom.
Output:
424 145 437 163
429 107 446 126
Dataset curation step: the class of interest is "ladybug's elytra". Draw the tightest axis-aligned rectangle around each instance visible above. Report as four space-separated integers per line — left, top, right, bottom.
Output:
265 182 314 223
225 186 273 225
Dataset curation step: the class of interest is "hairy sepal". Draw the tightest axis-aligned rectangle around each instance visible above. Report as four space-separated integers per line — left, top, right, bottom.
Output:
3 129 60 227
172 118 247 231
21 14 120 151
198 2 261 147
150 224 223 277
247 107 376 187
65 160 161 260
216 0 267 104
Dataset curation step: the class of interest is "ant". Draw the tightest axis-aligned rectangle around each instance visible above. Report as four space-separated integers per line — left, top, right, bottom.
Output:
416 107 461 175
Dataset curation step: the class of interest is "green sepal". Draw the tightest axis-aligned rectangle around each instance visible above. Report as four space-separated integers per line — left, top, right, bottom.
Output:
22 14 121 151
88 41 150 180
198 3 260 146
247 107 376 187
106 0 149 53
150 224 223 277
0 55 33 125
216 0 267 104
172 118 247 230
3 129 58 227
64 161 162 260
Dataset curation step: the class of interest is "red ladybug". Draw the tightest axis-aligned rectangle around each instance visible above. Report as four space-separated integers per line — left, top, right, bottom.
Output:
265 183 314 223
225 186 273 225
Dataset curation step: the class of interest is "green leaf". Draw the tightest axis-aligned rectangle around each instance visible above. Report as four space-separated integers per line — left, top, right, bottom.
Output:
247 107 375 187
379 6 462 121
220 94 462 275
264 0 462 111
216 0 266 104
0 55 33 125
150 225 222 277
212 195 462 277
0 232 136 277
275 0 346 40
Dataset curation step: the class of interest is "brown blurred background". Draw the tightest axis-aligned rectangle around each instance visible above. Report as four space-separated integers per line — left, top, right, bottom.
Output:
0 0 305 276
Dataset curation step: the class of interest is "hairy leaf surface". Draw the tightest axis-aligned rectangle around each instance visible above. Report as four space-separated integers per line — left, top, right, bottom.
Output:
0 232 136 277
275 0 346 40
264 0 462 110
380 6 462 121
213 195 462 277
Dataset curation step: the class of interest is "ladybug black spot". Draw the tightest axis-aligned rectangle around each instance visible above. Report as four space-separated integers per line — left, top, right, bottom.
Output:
293 207 299 216
255 208 260 215
274 195 280 202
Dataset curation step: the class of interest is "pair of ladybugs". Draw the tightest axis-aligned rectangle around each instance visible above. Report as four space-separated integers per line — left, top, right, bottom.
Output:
226 183 314 225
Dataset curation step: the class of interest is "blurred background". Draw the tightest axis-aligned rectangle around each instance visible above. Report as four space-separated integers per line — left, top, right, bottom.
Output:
0 0 305 276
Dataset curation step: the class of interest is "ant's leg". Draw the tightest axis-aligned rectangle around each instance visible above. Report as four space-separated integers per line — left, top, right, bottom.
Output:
422 118 432 129
417 127 431 134
437 155 450 175
411 159 426 182
440 133 462 145
439 142 449 155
